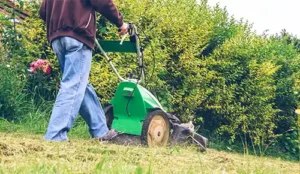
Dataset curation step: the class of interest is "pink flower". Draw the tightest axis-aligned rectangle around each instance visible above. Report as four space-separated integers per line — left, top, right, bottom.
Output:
43 66 51 74
30 62 36 67
36 59 45 66
28 59 52 74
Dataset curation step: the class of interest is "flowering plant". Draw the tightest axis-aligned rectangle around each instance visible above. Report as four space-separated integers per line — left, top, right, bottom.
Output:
28 59 51 74
27 59 59 101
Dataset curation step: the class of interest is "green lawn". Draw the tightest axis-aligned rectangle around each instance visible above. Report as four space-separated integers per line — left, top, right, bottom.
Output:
0 132 299 174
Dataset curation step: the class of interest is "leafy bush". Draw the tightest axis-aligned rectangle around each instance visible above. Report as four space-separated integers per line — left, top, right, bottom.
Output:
278 130 299 157
0 61 27 121
0 0 298 159
25 59 59 102
195 33 278 143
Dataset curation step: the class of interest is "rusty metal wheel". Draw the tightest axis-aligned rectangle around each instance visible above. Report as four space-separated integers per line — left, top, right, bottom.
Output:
141 110 170 147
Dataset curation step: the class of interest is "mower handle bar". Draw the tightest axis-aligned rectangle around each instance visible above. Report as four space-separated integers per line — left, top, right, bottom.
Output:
95 23 144 83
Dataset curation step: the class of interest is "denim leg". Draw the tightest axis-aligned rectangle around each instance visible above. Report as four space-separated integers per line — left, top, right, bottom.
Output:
79 84 109 138
51 39 65 71
44 37 93 141
53 39 108 138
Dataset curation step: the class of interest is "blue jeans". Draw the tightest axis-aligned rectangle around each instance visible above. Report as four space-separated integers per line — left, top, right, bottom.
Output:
44 37 108 141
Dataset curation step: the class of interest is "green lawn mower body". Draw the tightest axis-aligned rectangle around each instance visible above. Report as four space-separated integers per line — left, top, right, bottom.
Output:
95 24 207 149
109 81 163 135
97 38 165 136
96 29 173 147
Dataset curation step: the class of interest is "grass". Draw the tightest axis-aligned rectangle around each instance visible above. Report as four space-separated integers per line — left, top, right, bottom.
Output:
0 132 300 174
207 135 300 162
0 99 298 173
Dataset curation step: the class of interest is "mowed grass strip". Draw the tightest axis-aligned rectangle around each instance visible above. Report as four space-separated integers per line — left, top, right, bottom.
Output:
0 133 299 174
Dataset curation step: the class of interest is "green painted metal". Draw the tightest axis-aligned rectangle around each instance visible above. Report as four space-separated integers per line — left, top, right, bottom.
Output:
110 81 163 135
99 40 137 53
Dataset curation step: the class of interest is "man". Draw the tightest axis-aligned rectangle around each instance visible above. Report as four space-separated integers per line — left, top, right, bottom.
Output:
39 0 128 141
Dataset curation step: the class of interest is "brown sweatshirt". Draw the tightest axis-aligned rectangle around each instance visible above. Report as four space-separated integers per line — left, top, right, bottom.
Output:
39 0 124 49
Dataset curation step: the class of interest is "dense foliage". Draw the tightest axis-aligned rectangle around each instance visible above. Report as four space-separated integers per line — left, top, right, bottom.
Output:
0 0 298 159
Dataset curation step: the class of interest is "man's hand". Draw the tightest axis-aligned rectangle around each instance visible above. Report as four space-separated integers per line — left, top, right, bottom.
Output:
118 23 129 35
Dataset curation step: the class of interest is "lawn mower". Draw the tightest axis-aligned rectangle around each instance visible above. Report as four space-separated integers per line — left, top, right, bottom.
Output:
95 23 208 150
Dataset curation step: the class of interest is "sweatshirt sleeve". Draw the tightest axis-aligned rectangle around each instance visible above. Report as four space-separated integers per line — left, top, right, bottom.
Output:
39 0 46 22
89 0 124 28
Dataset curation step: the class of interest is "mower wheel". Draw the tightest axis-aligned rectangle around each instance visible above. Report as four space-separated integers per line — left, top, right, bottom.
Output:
141 110 170 147
103 105 114 129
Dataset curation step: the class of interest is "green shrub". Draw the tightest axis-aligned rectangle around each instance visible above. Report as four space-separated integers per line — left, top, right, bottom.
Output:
25 59 60 103
0 0 298 159
0 62 27 121
195 33 278 143
278 130 299 159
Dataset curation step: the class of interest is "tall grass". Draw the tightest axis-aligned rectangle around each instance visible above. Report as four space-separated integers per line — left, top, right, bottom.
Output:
0 62 27 121
206 134 299 161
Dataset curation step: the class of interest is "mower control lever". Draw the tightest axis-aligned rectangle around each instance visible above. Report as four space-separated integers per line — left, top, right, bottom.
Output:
120 34 129 45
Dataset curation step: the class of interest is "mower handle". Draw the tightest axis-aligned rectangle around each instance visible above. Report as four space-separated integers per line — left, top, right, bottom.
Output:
120 23 135 45
95 23 145 83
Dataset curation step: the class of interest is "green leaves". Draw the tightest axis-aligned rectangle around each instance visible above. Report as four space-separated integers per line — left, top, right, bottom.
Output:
0 62 27 121
0 0 298 159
